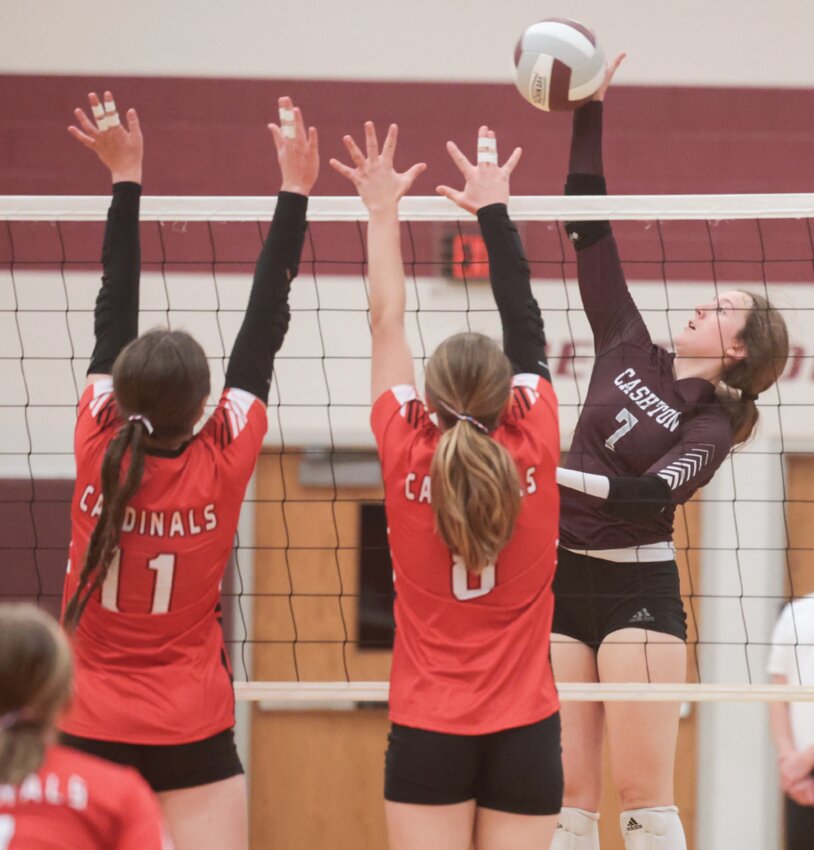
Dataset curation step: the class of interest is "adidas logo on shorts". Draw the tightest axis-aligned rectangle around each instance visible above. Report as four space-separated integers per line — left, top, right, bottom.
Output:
626 817 643 832
629 608 655 624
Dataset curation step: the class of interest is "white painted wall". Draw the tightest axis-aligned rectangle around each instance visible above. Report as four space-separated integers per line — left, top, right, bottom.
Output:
2 0 814 87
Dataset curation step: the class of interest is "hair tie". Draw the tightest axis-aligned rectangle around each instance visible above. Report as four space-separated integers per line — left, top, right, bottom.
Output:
741 390 759 402
0 710 21 731
128 413 154 435
438 400 489 434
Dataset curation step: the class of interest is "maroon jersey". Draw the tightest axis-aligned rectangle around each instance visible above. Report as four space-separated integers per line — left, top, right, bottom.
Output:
560 233 733 550
61 379 266 744
0 745 170 850
371 375 560 735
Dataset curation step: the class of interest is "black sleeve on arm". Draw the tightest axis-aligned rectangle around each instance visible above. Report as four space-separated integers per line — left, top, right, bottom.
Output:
87 182 141 375
224 191 308 403
476 203 550 381
564 101 611 251
604 474 672 521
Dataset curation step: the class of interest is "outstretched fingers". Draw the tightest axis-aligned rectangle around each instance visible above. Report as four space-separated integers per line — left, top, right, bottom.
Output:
502 145 522 173
329 157 358 184
364 121 379 161
343 133 367 169
401 161 427 192
446 140 474 177
380 123 398 163
435 184 464 205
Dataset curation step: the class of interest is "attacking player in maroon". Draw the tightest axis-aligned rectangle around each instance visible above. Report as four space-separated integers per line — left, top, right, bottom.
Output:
542 58 789 849
0 604 172 850
58 91 318 850
333 122 562 850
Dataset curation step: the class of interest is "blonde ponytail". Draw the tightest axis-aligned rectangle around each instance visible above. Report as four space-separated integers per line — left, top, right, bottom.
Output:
426 333 520 574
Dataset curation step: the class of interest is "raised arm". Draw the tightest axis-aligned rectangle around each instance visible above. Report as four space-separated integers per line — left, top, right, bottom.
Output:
68 91 143 387
564 55 649 353
437 127 549 381
330 123 426 401
224 97 318 403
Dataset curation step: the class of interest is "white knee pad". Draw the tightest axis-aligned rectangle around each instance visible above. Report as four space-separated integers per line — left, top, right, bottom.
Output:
550 807 600 849
619 806 687 850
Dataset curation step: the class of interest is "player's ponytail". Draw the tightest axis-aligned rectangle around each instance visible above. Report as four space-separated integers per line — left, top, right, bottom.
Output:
64 329 210 628
64 419 147 628
716 292 789 445
0 604 72 785
426 333 520 574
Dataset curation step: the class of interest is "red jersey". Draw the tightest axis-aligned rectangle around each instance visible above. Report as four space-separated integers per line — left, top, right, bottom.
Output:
371 374 560 735
0 744 171 850
61 379 266 744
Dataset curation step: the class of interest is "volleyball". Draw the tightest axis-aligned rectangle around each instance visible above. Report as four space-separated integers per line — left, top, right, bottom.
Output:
514 18 606 112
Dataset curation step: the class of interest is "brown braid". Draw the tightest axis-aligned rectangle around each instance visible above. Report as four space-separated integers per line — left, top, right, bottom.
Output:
63 419 147 628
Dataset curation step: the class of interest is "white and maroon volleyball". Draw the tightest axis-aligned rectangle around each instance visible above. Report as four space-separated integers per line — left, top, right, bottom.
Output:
514 18 605 112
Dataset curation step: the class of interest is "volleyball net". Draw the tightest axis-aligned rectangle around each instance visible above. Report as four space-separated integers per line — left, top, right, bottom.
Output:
2 193 813 703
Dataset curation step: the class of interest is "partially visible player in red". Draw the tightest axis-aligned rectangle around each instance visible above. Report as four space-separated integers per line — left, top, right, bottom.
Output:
0 603 172 850
59 91 318 850
332 123 562 850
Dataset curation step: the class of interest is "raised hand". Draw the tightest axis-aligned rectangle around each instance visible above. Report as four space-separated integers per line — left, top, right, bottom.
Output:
329 122 426 214
68 91 143 184
268 96 319 196
592 52 626 102
435 126 522 215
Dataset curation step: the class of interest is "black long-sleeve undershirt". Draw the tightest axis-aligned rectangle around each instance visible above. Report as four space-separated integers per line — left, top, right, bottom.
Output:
564 101 611 250
476 203 550 381
606 474 672 520
87 182 141 375
224 191 308 403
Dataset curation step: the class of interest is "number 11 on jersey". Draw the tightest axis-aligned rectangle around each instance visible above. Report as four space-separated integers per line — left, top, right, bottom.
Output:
101 552 177 614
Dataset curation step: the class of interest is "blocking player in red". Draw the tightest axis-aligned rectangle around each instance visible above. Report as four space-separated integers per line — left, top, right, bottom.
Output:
0 603 172 850
59 91 318 850
332 122 562 850
545 59 789 849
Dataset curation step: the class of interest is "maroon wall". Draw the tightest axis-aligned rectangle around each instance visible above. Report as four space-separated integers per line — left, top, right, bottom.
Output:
2 74 814 197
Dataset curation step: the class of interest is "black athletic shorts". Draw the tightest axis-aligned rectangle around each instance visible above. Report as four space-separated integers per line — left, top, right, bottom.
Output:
384 713 563 816
59 727 243 793
552 547 688 650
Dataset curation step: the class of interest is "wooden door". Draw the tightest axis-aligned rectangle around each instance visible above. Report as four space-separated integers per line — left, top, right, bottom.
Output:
249 452 701 850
